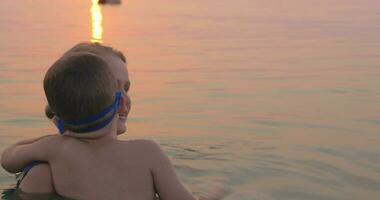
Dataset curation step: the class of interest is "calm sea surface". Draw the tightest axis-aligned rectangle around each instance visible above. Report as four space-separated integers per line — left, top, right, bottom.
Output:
1 0 380 199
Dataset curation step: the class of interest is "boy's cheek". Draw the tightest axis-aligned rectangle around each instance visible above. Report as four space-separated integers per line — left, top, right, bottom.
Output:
117 122 127 135
119 95 131 114
126 95 132 114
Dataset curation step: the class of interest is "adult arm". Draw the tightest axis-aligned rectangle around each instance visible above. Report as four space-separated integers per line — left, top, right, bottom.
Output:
148 140 197 200
1 135 58 173
148 140 227 200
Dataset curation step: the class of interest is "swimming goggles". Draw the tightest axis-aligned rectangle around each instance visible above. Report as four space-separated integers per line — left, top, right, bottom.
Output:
55 91 122 134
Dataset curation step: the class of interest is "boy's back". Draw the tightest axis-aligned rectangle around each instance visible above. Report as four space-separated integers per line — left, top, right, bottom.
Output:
45 136 158 200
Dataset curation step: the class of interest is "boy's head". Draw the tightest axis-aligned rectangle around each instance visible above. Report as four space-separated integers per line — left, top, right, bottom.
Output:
62 42 131 135
44 52 118 134
63 42 126 64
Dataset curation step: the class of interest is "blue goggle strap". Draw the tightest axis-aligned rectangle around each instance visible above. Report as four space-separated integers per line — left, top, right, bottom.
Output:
56 91 122 134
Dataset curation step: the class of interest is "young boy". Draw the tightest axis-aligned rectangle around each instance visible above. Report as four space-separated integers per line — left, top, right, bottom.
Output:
1 43 224 200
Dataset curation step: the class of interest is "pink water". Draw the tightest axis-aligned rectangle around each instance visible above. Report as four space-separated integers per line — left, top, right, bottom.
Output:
1 0 380 199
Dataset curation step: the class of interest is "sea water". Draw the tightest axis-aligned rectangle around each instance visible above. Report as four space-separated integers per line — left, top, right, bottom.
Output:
1 0 380 199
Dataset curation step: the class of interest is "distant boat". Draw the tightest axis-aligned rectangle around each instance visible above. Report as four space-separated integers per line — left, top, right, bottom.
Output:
98 0 121 4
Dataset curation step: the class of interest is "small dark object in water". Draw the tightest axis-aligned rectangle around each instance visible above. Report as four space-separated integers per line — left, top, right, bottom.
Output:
98 0 121 4
183 148 198 152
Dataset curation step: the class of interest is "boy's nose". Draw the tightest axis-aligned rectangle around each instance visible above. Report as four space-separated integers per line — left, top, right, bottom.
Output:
119 93 131 114
125 94 132 113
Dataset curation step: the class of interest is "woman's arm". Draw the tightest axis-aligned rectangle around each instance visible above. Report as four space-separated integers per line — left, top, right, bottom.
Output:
147 141 227 200
1 135 57 173
148 141 197 200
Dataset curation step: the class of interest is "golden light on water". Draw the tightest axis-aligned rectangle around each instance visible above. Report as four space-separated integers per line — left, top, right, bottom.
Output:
90 0 103 43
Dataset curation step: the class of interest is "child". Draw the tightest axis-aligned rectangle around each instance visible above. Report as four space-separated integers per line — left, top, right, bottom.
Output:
1 43 224 200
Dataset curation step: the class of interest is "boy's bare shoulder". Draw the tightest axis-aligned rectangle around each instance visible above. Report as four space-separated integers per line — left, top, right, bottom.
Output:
119 139 165 158
37 135 68 150
41 135 74 146
36 135 82 154
35 134 63 145
120 139 161 150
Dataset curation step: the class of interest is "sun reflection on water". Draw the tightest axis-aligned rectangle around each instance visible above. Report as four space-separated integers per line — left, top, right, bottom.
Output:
90 0 103 43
